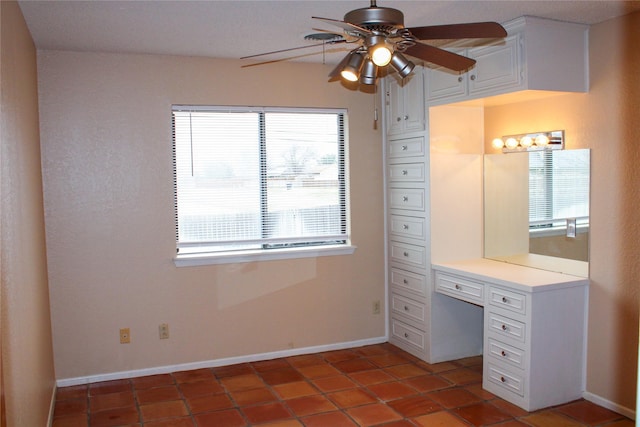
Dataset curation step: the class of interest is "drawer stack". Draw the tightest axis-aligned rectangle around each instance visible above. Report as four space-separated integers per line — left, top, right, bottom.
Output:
386 136 430 357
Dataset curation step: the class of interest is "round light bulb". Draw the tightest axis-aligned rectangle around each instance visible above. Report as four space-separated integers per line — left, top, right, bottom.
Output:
505 137 519 149
340 70 359 82
535 134 550 146
492 138 504 149
520 136 533 147
371 45 392 66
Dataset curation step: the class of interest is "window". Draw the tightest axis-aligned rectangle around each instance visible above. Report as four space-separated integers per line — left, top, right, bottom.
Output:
172 106 352 265
528 149 590 232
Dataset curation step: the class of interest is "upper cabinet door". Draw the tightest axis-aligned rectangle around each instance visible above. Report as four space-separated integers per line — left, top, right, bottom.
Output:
386 70 426 136
468 35 521 95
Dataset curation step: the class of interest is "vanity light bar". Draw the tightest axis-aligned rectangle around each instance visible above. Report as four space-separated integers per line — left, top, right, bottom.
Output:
492 130 564 153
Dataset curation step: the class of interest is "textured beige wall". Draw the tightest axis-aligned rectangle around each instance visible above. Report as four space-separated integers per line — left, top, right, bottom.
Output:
37 51 386 380
1 1 56 425
484 11 639 412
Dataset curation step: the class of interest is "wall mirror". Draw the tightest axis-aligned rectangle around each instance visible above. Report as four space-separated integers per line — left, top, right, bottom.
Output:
484 149 590 277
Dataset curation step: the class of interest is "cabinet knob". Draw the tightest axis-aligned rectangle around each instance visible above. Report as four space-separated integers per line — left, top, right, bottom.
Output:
502 296 508 303
470 74 476 81
404 305 409 311
401 169 408 175
404 332 409 338
403 251 409 257
458 76 463 83
404 115 409 120
455 284 461 290
500 376 506 383
396 117 402 122
501 350 507 357
501 324 508 331
403 279 409 284
402 196 408 202
402 224 409 230
401 145 408 151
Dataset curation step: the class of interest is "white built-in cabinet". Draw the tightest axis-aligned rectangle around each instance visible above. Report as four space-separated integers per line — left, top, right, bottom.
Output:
383 15 589 411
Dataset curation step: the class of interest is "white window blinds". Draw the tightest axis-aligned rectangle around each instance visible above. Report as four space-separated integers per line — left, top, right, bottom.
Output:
172 106 348 255
529 149 590 229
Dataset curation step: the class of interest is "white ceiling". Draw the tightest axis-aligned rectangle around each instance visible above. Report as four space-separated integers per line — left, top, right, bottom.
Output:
18 0 640 66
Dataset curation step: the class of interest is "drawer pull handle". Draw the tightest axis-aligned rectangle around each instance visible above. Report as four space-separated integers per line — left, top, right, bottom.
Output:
501 324 508 331
455 284 461 290
402 196 409 202
403 279 409 284
500 376 506 383
402 224 409 230
501 350 507 357
403 251 409 257
404 333 409 338
470 74 476 81
458 76 463 83
404 115 409 120
396 117 402 122
402 169 408 175
404 306 409 311
502 296 508 303
401 145 408 151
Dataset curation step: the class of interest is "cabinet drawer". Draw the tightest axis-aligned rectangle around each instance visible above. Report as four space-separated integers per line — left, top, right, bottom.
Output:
489 286 527 315
388 137 425 159
390 268 426 297
488 338 526 370
488 312 526 344
389 214 427 241
434 272 484 305
389 188 425 211
391 293 426 324
487 363 525 396
391 318 426 350
388 163 426 183
389 241 427 268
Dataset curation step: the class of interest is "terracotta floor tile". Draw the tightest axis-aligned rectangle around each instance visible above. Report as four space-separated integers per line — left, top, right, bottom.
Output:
439 367 482 385
212 363 253 378
144 417 195 427
89 406 139 427
230 387 278 406
273 380 319 399
56 385 89 401
327 388 378 409
296 363 341 379
89 380 132 396
259 368 305 386
379 421 417 427
131 374 175 390
456 355 483 367
252 358 292 372
452 401 512 426
367 353 410 368
423 361 459 373
333 358 377 373
178 379 224 398
194 409 247 427
387 395 443 417
464 382 497 400
302 411 358 427
258 420 304 427
186 393 234 414
89 391 135 412
604 420 636 427
491 421 531 427
366 381 418 401
241 402 293 424
520 410 585 427
172 368 215 384
139 400 189 422
55 398 88 417
555 399 624 425
404 375 452 392
347 403 403 426
384 363 430 379
355 344 392 357
322 349 360 363
348 369 395 385
285 394 337 417
136 385 181 404
220 373 265 391
413 410 470 427
52 414 89 427
312 375 358 393
490 397 530 417
427 387 482 409
286 354 325 368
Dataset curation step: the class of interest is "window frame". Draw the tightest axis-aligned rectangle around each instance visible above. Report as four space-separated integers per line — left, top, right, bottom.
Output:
172 105 355 267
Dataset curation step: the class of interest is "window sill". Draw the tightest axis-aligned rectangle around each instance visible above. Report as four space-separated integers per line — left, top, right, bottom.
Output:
174 244 357 267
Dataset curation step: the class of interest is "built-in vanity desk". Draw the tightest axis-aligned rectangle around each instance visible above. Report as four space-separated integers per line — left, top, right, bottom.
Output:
432 258 588 411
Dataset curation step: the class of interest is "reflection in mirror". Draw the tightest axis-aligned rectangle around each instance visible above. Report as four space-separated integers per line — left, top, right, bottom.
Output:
484 149 590 277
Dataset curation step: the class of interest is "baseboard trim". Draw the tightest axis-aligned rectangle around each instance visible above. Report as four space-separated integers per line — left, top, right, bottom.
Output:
583 391 636 420
56 336 388 388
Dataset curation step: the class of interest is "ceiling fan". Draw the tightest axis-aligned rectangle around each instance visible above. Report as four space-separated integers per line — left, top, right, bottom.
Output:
241 0 507 86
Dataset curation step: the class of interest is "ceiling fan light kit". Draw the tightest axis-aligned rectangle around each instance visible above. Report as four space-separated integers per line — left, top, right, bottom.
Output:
242 0 507 88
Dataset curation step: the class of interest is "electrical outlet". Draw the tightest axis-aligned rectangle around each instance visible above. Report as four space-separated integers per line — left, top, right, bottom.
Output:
373 300 381 315
120 328 130 344
159 323 169 339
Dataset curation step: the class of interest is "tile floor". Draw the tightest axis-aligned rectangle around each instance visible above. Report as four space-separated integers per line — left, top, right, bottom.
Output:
52 343 633 427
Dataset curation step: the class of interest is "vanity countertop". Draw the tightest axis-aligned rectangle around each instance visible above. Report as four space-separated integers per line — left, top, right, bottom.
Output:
432 258 589 293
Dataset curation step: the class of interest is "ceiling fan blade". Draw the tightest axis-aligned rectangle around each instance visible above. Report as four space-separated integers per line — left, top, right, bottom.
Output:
240 40 346 60
403 42 476 72
312 16 372 35
407 22 507 40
